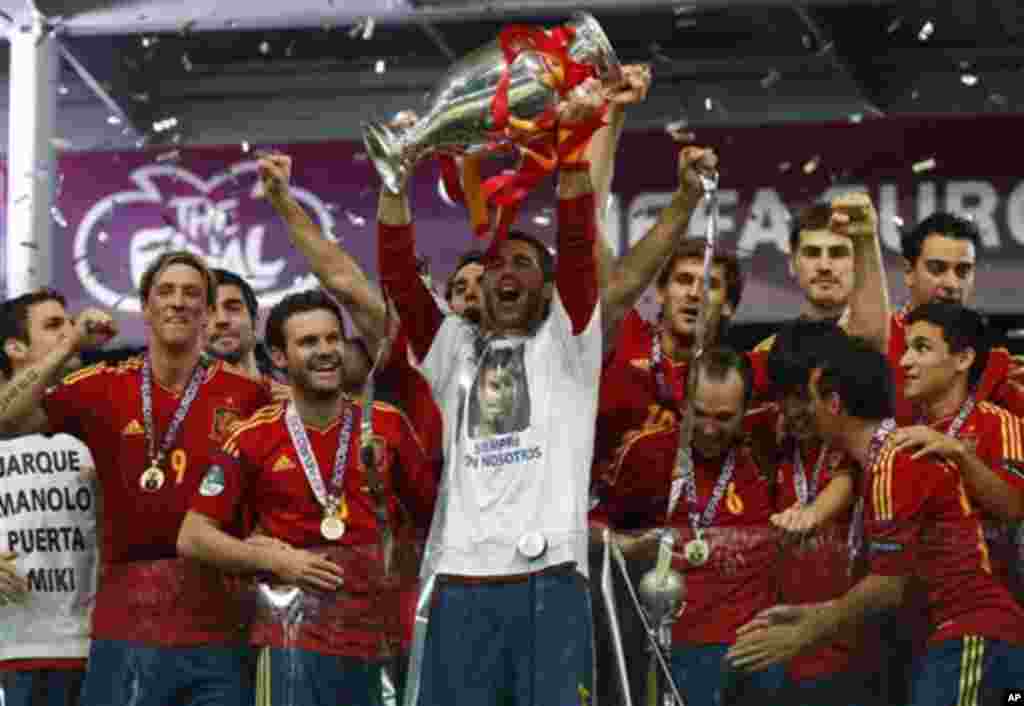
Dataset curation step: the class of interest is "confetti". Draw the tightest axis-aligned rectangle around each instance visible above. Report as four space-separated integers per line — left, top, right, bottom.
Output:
107 115 122 126
98 231 110 243
259 41 270 55
57 85 69 96
532 214 551 227
802 156 820 174
778 161 792 173
362 16 375 40
960 73 979 87
241 141 251 153
989 93 1008 106
140 36 158 49
156 149 181 163
345 210 366 227
886 17 903 33
182 53 193 72
132 92 151 103
917 20 934 41
912 158 936 173
374 59 386 74
760 70 781 89
801 34 813 49
704 97 714 111
285 41 296 58
892 216 905 228
848 113 863 123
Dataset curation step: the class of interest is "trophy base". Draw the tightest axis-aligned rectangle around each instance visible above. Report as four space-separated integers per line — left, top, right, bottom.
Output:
362 120 410 195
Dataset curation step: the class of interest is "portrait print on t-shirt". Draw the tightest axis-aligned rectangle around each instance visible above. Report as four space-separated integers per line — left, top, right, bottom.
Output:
467 345 531 439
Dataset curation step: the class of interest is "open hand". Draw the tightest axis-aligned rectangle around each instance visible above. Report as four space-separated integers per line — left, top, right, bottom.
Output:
889 425 965 461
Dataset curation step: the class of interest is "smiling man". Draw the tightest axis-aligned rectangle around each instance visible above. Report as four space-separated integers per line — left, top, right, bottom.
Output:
889 213 1024 420
727 333 1024 705
0 251 272 706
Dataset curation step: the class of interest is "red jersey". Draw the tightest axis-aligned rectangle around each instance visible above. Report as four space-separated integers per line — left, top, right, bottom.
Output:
864 434 1024 645
43 357 271 646
890 306 1024 422
924 400 1024 592
774 441 868 680
375 329 444 468
190 399 436 658
591 309 770 508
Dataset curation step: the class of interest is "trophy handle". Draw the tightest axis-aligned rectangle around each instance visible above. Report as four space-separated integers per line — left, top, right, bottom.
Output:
362 120 411 195
568 12 622 85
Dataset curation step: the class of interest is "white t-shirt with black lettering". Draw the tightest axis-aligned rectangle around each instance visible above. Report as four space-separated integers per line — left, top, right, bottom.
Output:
0 434 98 662
421 293 602 577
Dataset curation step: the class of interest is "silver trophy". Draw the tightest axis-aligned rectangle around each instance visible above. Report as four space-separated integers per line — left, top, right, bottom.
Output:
639 531 687 706
362 12 621 194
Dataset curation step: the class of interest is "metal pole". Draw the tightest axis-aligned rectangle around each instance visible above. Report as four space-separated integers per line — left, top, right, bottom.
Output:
6 12 58 296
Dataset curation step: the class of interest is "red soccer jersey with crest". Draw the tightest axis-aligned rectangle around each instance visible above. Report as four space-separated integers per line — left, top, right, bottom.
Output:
774 441 875 680
189 399 435 658
591 309 771 508
864 436 1024 646
890 307 1024 422
42 357 271 646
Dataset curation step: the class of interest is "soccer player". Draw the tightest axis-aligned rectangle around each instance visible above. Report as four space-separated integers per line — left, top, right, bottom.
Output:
178 289 436 706
753 193 890 354
444 251 485 323
764 319 875 705
893 302 1024 587
0 252 272 706
727 334 1024 705
889 213 1024 419
0 290 99 706
595 348 784 705
374 81 611 706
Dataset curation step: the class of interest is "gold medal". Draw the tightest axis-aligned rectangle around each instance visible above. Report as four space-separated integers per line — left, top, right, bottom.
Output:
320 516 346 541
140 465 166 492
684 538 709 566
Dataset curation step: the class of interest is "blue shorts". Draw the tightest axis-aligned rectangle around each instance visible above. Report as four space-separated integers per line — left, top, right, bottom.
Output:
911 636 1024 706
77 640 251 706
255 647 384 706
418 565 594 706
0 669 84 706
670 644 785 706
781 670 865 706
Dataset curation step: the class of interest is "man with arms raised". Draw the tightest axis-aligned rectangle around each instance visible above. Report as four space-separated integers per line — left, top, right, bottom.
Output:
890 213 1024 418
754 195 889 354
179 289 436 706
728 333 1024 705
0 252 271 706
0 290 99 706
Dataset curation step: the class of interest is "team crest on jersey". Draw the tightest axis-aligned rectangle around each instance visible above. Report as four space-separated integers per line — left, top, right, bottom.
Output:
211 407 242 442
199 465 226 496
122 419 144 436
272 455 296 472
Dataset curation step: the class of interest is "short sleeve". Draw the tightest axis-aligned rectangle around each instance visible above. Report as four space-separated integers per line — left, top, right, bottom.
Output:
189 445 248 525
43 364 112 436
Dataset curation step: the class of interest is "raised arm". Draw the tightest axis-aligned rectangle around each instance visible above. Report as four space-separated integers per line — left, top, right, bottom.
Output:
0 309 115 436
376 174 444 362
833 192 890 353
261 154 389 353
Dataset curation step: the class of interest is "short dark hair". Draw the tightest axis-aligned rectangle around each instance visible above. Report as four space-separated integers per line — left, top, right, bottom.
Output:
265 290 345 353
901 212 980 264
695 345 754 408
0 289 67 377
212 268 258 324
788 201 836 254
815 334 895 421
906 301 991 386
656 239 745 312
445 250 485 302
139 251 216 307
505 230 555 282
766 319 845 395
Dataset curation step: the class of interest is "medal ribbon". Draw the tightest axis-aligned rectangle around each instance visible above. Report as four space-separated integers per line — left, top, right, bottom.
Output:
847 417 896 570
649 327 686 408
679 449 737 536
141 355 207 468
285 401 355 516
793 442 831 506
918 392 976 439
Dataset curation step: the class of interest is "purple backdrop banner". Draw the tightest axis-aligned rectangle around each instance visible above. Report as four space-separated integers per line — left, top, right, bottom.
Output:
10 113 1024 342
